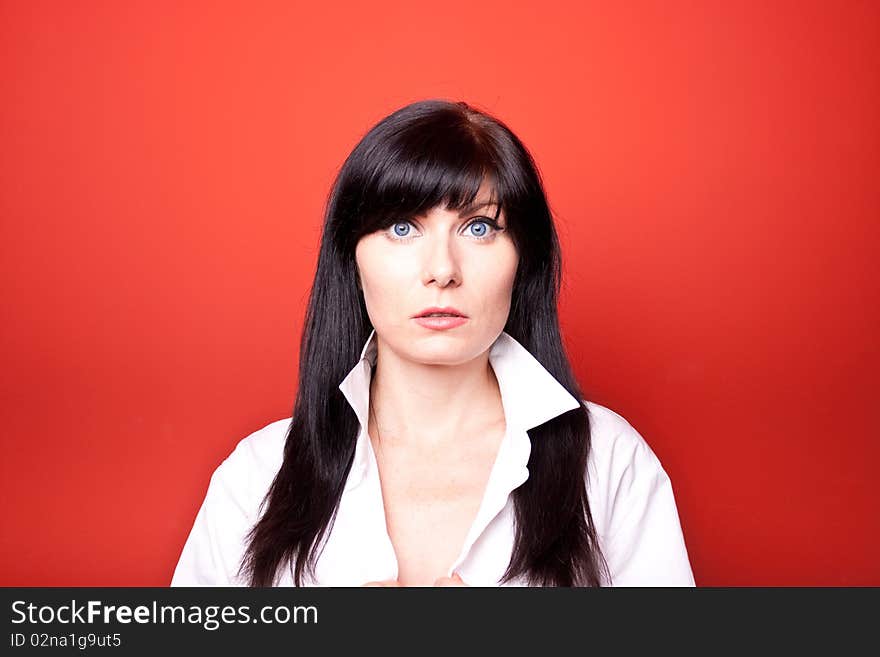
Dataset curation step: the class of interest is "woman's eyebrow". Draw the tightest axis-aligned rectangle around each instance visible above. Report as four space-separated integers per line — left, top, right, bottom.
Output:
458 201 500 216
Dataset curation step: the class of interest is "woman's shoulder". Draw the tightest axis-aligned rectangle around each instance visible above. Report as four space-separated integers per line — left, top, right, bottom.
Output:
580 400 694 585
580 399 671 491
583 400 657 455
211 417 291 500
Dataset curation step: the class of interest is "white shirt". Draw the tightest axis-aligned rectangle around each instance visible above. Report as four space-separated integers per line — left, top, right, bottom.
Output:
171 330 695 586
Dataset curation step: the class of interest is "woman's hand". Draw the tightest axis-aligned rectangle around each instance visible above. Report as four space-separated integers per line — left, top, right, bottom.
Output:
362 579 400 586
362 572 469 586
433 572 468 586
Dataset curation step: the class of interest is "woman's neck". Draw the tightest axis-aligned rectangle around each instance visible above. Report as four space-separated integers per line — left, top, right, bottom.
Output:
367 340 506 450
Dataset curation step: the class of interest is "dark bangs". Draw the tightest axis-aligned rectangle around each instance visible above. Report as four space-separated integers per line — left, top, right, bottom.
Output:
332 101 519 249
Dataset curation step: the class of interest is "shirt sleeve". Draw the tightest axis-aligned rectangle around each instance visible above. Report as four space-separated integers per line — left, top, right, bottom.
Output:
596 421 695 587
170 456 256 587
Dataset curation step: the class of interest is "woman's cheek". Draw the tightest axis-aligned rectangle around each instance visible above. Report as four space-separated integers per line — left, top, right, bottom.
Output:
363 273 406 330
483 253 517 313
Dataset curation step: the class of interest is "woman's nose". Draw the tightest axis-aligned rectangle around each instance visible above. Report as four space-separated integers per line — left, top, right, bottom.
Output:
421 236 461 288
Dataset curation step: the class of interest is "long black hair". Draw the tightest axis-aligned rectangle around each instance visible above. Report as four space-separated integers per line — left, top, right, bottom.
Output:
238 99 608 586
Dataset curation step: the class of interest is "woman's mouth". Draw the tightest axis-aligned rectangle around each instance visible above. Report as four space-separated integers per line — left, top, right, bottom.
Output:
412 315 469 330
412 307 468 330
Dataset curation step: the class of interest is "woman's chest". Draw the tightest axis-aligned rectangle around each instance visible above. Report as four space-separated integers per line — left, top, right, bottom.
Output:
372 439 501 586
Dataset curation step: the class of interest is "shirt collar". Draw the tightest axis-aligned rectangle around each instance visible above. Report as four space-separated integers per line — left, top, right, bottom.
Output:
338 329 582 437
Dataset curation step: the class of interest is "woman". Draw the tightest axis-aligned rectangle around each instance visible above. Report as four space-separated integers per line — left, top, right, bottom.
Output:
171 99 695 587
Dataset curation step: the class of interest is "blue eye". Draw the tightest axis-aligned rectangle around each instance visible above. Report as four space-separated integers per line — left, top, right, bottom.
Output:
467 221 489 238
392 222 412 237
466 218 503 239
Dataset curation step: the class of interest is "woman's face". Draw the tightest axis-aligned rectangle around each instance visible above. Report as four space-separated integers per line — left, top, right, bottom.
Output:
355 185 518 366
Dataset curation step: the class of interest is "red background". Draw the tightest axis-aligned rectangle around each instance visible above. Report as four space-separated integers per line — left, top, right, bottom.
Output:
1 1 877 586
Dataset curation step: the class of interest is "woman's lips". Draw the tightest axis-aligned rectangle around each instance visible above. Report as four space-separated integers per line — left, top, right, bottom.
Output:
412 316 469 330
